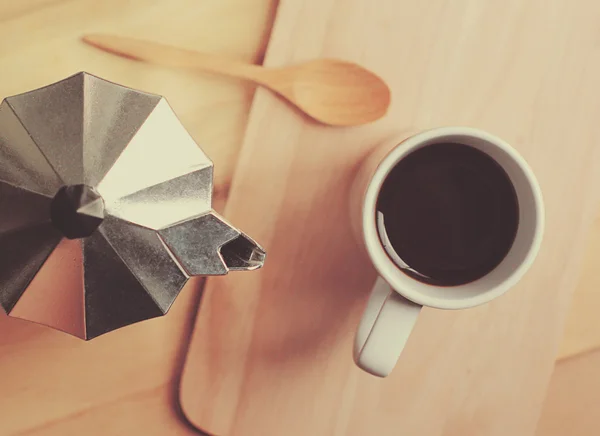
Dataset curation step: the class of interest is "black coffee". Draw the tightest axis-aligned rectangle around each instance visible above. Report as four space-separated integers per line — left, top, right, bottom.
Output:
376 143 519 286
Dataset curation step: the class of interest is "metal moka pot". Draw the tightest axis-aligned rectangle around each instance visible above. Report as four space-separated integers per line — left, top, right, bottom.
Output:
0 72 265 340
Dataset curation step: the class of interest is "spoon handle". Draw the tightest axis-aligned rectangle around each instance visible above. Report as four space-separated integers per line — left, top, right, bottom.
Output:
82 34 266 83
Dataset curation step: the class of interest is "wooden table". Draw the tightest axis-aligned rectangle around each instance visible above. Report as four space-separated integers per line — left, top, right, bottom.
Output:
0 0 277 434
0 0 599 435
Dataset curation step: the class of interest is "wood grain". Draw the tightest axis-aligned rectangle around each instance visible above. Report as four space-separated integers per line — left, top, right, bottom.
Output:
180 0 600 435
557 215 600 359
536 350 600 436
0 0 278 434
1 0 599 434
538 218 600 432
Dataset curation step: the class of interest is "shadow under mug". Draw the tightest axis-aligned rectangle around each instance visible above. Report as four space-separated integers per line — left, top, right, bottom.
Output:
349 127 545 377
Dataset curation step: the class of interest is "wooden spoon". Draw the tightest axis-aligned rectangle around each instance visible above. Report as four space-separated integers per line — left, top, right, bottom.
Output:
82 34 391 127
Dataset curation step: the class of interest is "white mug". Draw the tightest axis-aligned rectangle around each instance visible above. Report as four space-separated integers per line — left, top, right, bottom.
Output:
349 127 545 377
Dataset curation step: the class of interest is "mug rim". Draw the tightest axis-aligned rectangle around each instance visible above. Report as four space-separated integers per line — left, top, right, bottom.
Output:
361 126 545 310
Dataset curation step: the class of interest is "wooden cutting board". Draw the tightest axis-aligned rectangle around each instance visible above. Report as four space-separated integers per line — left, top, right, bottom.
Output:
180 0 600 434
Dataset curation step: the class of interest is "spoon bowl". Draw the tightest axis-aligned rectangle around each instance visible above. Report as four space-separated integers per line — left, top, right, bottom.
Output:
271 59 391 126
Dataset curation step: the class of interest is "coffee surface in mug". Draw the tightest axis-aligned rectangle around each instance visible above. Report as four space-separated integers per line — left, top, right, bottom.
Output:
376 142 519 286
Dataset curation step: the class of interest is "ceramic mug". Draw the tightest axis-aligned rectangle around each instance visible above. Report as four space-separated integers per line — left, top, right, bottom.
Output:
349 127 545 377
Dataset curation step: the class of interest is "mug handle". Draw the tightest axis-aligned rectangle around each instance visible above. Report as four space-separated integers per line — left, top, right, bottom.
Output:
354 276 422 377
